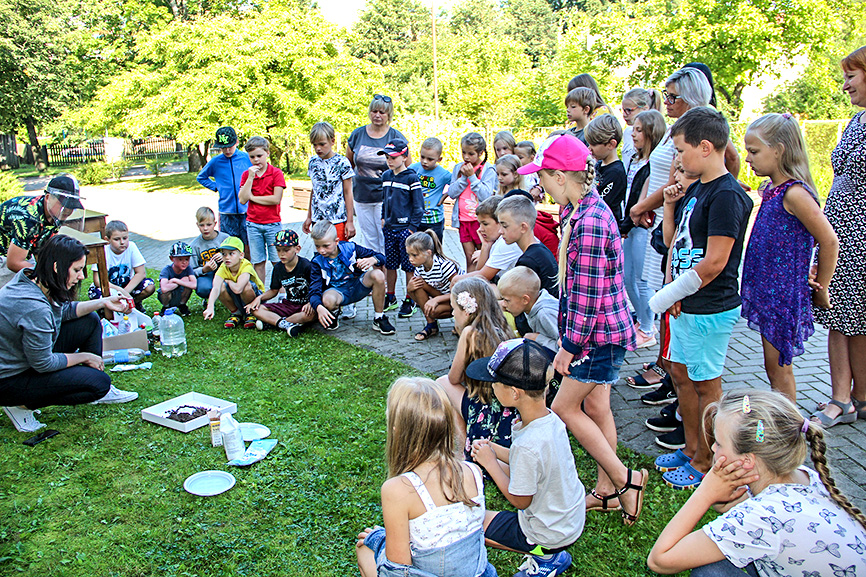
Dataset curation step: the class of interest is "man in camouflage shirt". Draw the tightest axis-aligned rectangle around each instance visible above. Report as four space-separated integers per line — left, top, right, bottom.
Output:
0 174 83 287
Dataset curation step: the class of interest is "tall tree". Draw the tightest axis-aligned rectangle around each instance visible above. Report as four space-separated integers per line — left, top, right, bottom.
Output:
349 0 428 67
502 0 557 66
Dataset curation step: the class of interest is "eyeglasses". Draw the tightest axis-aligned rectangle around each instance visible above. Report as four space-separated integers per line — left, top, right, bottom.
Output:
621 106 636 115
663 90 683 105
373 94 392 103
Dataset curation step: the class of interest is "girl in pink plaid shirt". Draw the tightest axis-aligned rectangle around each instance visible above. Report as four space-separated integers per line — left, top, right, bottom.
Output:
518 133 644 525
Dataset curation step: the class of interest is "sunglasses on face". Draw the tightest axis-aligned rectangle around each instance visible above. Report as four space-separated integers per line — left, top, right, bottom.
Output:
663 90 683 105
373 94 392 103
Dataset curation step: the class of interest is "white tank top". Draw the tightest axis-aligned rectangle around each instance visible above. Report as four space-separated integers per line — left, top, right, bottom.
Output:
404 463 486 549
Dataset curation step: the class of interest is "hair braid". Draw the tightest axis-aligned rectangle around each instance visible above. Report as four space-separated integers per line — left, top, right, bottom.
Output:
807 426 866 531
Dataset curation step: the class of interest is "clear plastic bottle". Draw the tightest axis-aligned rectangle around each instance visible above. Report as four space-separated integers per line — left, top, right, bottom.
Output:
151 312 162 352
103 348 151 364
159 308 187 357
100 318 118 338
118 315 133 334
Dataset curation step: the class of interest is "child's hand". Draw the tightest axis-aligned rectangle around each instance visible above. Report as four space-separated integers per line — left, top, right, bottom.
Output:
302 218 313 235
698 455 759 506
317 305 334 328
663 183 685 205
345 221 356 240
470 439 496 468
423 299 438 316
203 306 214 320
667 300 682 319
470 249 481 265
812 287 831 310
355 526 380 549
244 295 262 313
406 276 423 291
302 303 314 317
356 257 377 271
459 162 475 178
247 166 262 178
552 347 575 376
529 185 544 202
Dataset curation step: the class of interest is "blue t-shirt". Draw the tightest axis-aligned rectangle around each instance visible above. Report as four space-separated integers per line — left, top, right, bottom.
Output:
409 163 451 224
160 264 195 281
326 256 352 289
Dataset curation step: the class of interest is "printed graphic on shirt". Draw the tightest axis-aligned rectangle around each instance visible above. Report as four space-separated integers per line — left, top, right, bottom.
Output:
598 180 614 198
199 247 220 265
109 263 133 286
671 197 701 278
353 146 387 179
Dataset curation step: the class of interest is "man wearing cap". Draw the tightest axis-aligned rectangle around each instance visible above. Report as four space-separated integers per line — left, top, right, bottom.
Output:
0 174 83 288
196 126 253 256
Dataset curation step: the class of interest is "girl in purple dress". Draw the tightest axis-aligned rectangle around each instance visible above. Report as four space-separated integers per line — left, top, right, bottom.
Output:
740 113 838 403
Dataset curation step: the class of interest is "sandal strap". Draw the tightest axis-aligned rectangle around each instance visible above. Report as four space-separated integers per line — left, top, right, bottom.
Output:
615 469 644 496
589 488 619 509
651 365 667 378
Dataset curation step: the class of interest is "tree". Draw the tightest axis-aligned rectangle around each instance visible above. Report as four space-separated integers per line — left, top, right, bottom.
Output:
502 0 558 66
349 0 428 67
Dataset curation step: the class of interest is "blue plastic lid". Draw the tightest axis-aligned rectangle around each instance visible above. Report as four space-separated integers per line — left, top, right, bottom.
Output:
164 308 175 316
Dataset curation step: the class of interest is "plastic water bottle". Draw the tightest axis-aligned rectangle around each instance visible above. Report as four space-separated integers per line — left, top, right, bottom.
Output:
151 312 162 352
102 348 151 364
101 318 118 338
160 308 187 357
118 315 133 334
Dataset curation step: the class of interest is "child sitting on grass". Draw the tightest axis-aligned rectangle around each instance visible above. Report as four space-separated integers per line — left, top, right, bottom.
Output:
245 229 314 337
203 236 265 329
498 266 559 354
308 220 395 335
468 338 585 577
438 277 513 456
157 241 196 316
88 220 155 311
355 377 496 577
405 230 464 342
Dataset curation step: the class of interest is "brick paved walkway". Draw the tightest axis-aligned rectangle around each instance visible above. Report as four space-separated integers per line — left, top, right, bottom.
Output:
75 182 866 507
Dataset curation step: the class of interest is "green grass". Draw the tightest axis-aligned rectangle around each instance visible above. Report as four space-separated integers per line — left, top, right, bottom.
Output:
85 172 207 196
0 279 702 576
12 165 69 179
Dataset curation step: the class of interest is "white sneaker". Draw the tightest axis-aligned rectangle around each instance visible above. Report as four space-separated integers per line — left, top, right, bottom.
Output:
341 303 357 319
3 406 45 432
635 329 657 349
93 385 139 404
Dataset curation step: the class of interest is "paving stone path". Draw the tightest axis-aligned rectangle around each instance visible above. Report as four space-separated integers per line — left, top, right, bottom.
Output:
71 182 866 507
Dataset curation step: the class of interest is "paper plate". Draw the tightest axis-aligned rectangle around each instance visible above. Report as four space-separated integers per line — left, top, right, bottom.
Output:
239 422 271 442
183 470 236 496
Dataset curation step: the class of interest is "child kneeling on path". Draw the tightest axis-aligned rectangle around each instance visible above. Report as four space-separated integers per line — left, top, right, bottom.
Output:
245 229 314 337
355 377 496 577
203 236 265 329
468 338 585 577
309 220 395 334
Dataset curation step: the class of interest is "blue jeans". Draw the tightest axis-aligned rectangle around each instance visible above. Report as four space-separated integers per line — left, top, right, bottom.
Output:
220 213 248 246
195 273 214 300
247 221 281 264
623 227 654 331
364 527 497 577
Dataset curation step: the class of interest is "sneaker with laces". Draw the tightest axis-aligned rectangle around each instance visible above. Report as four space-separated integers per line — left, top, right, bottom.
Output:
3 406 45 432
397 298 415 318
92 385 139 404
243 314 257 329
285 322 303 337
384 294 398 311
341 303 357 319
646 410 679 433
514 551 572 577
224 312 241 328
641 377 677 405
372 315 396 335
656 423 686 450
660 400 678 419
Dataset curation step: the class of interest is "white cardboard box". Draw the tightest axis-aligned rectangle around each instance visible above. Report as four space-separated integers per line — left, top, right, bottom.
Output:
141 392 237 433
103 328 149 352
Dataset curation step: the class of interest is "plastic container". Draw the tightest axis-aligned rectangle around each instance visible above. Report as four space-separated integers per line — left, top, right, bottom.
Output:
101 318 118 338
220 414 245 461
159 308 187 357
151 313 162 352
118 315 133 334
103 348 151 364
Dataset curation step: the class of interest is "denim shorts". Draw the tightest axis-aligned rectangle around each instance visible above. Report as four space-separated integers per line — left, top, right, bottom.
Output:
247 221 282 264
485 511 571 555
327 277 371 307
220 213 248 246
669 307 740 381
566 344 626 386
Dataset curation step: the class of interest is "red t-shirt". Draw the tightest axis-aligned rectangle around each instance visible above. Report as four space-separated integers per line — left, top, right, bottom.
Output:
240 164 286 224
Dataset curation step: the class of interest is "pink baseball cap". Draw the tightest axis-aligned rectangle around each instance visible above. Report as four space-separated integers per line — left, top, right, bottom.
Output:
517 134 592 175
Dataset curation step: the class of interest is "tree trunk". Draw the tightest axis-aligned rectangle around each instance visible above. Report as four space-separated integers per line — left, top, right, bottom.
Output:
187 141 209 173
25 117 47 172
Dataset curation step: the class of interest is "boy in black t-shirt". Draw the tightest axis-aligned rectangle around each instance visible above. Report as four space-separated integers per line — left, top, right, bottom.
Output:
495 193 559 295
245 229 314 337
585 114 627 227
648 107 753 490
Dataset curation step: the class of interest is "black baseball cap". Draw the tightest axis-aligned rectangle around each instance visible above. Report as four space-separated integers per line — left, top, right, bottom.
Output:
214 126 238 148
377 137 409 157
465 338 552 390
45 175 83 209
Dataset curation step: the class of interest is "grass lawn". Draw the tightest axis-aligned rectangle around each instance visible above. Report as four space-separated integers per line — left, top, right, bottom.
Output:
0 278 702 576
12 166 70 179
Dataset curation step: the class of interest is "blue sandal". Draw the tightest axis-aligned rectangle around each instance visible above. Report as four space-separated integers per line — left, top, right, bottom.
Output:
655 449 692 473
662 462 704 490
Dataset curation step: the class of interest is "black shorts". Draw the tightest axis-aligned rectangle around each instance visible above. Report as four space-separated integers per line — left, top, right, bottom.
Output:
485 511 573 556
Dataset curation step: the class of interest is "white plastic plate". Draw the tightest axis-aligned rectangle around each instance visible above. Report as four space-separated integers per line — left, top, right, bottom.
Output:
239 422 271 442
183 470 236 496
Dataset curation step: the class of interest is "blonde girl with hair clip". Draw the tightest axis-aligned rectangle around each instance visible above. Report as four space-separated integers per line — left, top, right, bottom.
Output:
438 277 514 456
620 87 664 173
494 154 525 195
493 131 517 159
405 230 465 341
648 389 866 576
448 133 498 271
740 113 839 407
518 134 646 525
355 377 496 577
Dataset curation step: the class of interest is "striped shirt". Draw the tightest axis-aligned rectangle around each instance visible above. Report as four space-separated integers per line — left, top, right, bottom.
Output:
414 254 463 293
559 191 636 357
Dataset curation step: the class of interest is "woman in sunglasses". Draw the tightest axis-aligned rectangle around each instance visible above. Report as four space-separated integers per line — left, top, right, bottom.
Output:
346 94 412 257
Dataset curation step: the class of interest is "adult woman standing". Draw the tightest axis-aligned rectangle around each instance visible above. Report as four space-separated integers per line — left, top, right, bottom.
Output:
812 46 866 426
0 235 138 433
346 95 411 255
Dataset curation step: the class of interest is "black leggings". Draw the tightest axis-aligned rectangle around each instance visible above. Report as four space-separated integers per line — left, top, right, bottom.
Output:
0 312 111 409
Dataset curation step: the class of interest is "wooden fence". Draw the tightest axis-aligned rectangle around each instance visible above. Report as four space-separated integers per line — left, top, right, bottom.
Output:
0 134 19 169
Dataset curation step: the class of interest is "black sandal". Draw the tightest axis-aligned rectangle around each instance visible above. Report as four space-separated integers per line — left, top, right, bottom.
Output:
586 488 621 512
625 365 666 389
616 468 648 526
415 322 440 341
